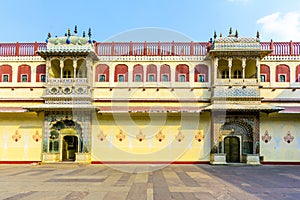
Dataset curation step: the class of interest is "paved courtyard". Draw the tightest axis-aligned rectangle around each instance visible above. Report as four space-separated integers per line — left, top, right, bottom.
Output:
0 164 299 200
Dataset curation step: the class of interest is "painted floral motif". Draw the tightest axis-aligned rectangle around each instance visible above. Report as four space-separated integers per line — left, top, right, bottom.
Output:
97 130 106 141
195 130 205 142
175 130 184 142
32 130 42 142
12 130 21 142
261 130 272 143
116 129 126 142
284 131 294 144
155 131 165 142
136 130 145 142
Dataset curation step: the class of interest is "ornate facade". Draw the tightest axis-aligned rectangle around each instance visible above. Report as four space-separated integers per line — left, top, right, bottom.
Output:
0 27 300 164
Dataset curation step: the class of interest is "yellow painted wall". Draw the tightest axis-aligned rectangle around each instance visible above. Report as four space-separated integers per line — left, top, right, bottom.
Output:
91 113 211 162
260 114 300 162
0 112 43 161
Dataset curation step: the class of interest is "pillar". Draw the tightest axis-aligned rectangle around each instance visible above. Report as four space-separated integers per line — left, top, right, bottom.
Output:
46 58 51 81
214 57 218 84
157 64 161 85
171 64 176 87
143 64 147 87
256 57 260 82
228 57 232 81
73 58 77 79
60 59 64 79
270 63 276 87
128 64 133 87
290 63 295 86
189 64 194 87
32 64 36 83
242 57 246 80
109 63 114 88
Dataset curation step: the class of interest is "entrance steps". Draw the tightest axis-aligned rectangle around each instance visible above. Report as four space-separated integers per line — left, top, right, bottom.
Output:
39 161 88 168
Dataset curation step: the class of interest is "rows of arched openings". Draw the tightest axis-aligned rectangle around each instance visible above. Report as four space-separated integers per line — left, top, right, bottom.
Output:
0 64 46 82
95 64 209 83
3 63 298 83
259 64 300 83
50 59 87 79
217 59 257 79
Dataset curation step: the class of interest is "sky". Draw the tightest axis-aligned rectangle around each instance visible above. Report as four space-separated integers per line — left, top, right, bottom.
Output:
0 0 300 42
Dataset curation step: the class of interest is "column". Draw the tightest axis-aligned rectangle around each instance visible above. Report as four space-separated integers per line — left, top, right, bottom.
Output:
157 64 161 85
32 65 36 83
189 64 194 87
270 63 276 87
12 63 18 83
85 57 91 85
60 59 64 78
228 57 232 81
290 63 295 86
256 57 260 82
171 64 176 88
109 63 114 88
73 58 77 79
214 57 218 84
128 64 133 87
46 58 51 81
242 57 246 80
143 64 147 87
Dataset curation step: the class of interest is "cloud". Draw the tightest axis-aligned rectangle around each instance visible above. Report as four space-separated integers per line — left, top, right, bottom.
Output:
257 12 300 41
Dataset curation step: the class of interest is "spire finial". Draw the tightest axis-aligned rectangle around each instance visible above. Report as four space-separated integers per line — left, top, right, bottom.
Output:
47 32 51 38
67 28 71 36
214 31 217 39
229 27 233 35
74 25 78 34
83 31 86 38
235 29 238 38
88 28 92 38
256 30 260 39
220 33 223 38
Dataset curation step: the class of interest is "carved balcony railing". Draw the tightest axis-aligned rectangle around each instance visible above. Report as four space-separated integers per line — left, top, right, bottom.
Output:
215 78 258 86
47 78 88 86
212 86 260 98
1 41 300 57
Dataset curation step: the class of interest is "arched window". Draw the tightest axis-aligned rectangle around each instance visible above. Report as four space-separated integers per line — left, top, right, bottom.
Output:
133 64 143 82
147 64 157 82
194 64 208 82
233 70 242 79
77 59 87 78
36 64 46 82
95 64 109 82
175 64 189 82
160 64 170 82
222 70 229 79
63 59 73 78
18 65 31 82
0 65 12 82
296 65 300 82
114 64 128 82
276 64 290 82
260 64 270 82
50 59 60 78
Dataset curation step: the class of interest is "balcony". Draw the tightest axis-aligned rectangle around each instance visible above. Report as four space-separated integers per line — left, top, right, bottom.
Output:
215 78 258 86
47 78 88 86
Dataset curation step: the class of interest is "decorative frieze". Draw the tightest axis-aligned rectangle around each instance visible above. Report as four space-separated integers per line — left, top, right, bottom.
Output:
97 55 206 62
213 86 260 97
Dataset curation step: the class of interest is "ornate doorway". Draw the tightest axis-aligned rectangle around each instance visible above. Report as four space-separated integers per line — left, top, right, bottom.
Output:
224 136 240 162
62 135 78 161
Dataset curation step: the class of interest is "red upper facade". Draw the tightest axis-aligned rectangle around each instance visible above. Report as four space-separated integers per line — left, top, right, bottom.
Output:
0 41 299 57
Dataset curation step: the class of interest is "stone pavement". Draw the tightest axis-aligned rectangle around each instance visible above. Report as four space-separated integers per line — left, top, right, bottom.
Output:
0 163 299 200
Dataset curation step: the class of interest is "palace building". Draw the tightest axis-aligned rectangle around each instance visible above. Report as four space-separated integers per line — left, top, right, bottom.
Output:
0 27 299 165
